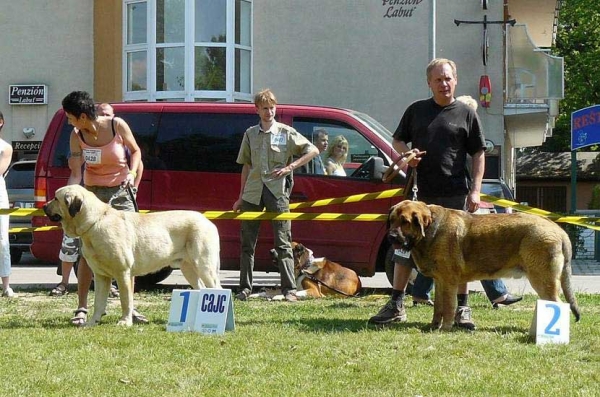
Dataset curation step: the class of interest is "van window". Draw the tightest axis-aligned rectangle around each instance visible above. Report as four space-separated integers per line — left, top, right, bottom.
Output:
156 113 258 172
119 113 162 169
51 121 76 167
293 118 381 177
51 112 162 169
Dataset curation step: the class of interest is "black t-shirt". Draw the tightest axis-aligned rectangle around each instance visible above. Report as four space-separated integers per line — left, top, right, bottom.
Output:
393 98 486 197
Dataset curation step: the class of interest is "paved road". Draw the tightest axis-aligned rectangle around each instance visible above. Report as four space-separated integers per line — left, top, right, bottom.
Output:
9 253 600 294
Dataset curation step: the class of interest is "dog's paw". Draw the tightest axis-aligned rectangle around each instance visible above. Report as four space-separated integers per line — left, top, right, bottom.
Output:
117 318 134 327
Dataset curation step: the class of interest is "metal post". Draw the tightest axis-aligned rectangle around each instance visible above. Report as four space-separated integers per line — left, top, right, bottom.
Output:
570 150 577 213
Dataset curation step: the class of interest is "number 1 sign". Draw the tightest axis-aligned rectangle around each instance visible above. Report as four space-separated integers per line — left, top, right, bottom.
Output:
167 289 235 334
529 299 571 345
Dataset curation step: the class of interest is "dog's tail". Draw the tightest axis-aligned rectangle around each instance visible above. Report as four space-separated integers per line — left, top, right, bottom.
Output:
561 234 581 322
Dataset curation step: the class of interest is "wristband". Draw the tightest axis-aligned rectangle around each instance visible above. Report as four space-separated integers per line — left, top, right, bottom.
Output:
128 170 137 178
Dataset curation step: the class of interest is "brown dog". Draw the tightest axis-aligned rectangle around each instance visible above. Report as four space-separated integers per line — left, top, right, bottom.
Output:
291 242 361 298
387 200 581 331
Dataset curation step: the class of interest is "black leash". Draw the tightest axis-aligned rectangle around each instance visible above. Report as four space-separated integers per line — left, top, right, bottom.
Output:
300 268 360 297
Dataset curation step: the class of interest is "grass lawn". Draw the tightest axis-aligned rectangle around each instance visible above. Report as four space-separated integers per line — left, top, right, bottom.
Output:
0 289 598 396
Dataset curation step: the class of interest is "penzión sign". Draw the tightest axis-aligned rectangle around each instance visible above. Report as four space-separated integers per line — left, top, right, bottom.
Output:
9 84 48 105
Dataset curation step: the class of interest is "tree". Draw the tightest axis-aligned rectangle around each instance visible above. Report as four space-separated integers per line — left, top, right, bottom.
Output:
541 0 600 152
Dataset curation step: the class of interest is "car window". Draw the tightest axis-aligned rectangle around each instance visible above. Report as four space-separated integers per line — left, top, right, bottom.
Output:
156 113 257 172
292 118 381 178
5 163 35 189
481 183 505 198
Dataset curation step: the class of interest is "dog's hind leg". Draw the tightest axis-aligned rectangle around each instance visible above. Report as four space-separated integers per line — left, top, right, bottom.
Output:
180 262 204 289
88 274 112 326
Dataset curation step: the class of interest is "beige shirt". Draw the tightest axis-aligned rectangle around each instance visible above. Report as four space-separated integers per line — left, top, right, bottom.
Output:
236 121 315 204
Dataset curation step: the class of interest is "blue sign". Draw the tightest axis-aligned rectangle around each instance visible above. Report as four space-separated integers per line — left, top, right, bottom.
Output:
571 105 600 150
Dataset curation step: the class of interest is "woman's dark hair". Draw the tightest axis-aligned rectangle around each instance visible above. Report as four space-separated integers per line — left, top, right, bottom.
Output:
62 91 96 120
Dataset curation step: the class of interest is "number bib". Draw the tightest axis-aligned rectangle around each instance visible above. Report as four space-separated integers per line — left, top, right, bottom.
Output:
395 248 411 259
271 133 286 146
83 148 102 164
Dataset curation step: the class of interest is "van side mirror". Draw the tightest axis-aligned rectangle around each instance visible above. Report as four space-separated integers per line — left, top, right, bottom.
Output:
350 156 386 181
372 157 385 180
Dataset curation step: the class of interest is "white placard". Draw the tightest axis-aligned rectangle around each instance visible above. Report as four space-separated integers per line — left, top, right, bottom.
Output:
167 289 202 332
529 299 571 345
193 289 235 335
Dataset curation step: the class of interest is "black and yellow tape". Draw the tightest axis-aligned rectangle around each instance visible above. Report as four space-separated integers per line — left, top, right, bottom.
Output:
5 187 600 233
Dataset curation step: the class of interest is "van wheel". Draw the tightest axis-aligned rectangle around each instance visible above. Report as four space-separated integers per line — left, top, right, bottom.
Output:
10 248 22 264
134 267 174 289
383 246 414 294
74 261 173 289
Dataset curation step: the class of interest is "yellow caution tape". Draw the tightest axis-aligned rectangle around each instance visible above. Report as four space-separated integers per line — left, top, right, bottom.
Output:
5 188 600 233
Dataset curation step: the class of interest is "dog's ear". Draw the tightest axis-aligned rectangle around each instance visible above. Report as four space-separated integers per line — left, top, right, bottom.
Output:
295 243 306 255
387 203 400 229
64 191 83 218
412 204 432 237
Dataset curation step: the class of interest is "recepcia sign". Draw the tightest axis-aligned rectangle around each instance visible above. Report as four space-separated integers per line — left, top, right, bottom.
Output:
572 105 600 150
9 84 47 105
12 141 41 151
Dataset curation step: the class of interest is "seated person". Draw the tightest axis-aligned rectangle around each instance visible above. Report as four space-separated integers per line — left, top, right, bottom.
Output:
311 128 329 174
324 135 349 176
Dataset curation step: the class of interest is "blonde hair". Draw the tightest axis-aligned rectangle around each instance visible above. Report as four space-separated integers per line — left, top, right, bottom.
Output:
325 135 349 164
456 95 478 110
254 88 277 107
426 58 457 81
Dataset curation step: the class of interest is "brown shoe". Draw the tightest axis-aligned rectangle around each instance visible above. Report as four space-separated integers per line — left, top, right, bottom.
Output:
368 299 407 324
454 306 476 330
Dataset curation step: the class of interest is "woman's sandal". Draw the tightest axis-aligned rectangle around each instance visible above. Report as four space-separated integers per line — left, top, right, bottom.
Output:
109 285 120 299
49 283 68 297
71 308 88 326
412 297 434 307
132 308 149 324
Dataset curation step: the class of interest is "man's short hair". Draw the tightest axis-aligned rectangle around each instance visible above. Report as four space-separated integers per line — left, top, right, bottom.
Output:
426 58 457 81
315 128 328 138
254 89 277 107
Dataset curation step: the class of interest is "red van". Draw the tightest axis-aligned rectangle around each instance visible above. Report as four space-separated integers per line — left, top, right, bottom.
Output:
32 103 406 285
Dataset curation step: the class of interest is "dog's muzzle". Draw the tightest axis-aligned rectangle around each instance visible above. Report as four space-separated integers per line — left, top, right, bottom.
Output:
387 228 414 251
43 203 62 222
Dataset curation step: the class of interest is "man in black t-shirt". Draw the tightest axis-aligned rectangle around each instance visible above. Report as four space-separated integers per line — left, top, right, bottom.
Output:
368 59 521 330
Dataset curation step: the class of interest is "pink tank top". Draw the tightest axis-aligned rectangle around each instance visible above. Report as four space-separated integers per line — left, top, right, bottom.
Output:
77 128 129 187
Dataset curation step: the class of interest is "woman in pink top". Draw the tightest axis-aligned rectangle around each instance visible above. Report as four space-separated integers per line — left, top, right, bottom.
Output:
62 91 146 326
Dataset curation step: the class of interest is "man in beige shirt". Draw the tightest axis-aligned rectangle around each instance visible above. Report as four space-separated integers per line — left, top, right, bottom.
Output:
233 88 318 302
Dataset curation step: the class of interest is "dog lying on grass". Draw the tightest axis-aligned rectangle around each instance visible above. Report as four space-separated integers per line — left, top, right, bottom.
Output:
287 242 362 298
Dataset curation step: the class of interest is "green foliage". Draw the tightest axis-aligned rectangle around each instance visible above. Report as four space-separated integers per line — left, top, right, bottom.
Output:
589 185 600 209
1 290 599 396
542 0 600 152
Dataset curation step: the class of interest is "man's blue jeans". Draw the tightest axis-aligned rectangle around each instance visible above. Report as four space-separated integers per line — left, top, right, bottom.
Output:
412 273 508 303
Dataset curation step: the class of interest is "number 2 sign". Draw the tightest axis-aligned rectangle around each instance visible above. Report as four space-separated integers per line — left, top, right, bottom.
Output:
529 299 571 345
167 289 235 334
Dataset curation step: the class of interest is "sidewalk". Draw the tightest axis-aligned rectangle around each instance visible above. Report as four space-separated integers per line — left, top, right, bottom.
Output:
9 253 600 294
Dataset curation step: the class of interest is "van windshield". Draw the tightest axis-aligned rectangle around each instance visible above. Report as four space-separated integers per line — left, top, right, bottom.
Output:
351 111 394 142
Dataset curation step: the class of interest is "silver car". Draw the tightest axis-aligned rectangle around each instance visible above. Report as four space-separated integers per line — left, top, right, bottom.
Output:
6 160 36 263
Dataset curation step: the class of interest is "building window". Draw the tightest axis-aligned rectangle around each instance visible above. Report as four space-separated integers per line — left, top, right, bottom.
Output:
123 0 252 102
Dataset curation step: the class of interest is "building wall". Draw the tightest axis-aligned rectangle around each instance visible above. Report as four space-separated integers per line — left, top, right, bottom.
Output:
94 0 123 102
0 0 521 183
0 0 93 159
517 180 599 213
253 0 507 175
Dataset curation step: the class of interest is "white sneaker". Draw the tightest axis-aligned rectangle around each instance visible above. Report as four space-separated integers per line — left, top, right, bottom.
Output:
2 287 15 298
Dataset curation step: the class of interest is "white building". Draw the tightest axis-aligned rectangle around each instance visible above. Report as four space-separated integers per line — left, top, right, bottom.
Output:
0 0 563 191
